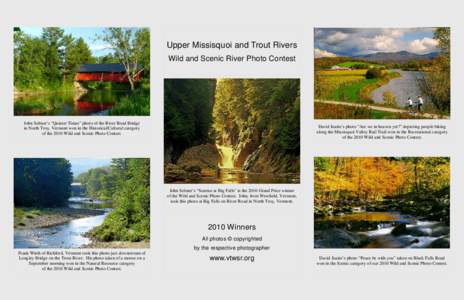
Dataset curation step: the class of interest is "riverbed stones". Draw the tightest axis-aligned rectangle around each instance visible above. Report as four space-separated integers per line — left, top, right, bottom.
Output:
314 228 368 248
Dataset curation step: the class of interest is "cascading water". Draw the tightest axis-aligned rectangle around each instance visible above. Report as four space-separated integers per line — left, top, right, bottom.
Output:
216 144 234 168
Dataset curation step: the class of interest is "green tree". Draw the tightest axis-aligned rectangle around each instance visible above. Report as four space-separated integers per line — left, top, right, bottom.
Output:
41 27 65 85
164 79 216 161
90 158 150 242
14 158 73 207
99 28 150 90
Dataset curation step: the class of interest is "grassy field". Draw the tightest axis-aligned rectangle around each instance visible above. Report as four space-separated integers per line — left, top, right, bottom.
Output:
315 69 381 103
315 69 368 100
315 69 400 104
337 61 383 68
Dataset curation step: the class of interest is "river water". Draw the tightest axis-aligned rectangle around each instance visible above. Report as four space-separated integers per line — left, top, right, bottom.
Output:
199 168 300 184
315 211 449 248
371 69 429 108
14 197 110 248
210 144 299 184
14 90 129 116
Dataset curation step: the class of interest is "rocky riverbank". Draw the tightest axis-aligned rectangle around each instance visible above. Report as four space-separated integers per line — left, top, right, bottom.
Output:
314 221 450 249
164 142 300 183
14 207 105 230
165 144 220 183
84 240 150 248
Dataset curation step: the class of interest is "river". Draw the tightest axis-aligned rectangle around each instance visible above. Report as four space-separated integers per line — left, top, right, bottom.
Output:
315 211 450 248
14 197 111 248
14 90 130 116
208 144 300 184
198 168 300 184
371 69 429 108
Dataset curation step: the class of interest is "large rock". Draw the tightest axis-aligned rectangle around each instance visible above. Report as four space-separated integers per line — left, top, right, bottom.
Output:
391 223 408 236
314 228 368 248
164 163 200 183
244 144 300 174
233 129 261 168
177 144 220 173
427 236 450 248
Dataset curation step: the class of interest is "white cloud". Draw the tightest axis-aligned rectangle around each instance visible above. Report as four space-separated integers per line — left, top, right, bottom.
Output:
315 28 437 56
408 37 439 54
326 32 348 44
314 48 337 58
372 35 399 52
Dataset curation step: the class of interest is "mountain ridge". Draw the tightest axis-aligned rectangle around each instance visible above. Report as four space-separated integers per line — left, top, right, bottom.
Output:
355 50 439 63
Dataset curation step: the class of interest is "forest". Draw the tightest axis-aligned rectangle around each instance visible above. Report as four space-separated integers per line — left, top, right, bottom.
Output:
14 27 150 116
164 79 300 184
314 157 450 248
78 158 150 242
14 158 73 207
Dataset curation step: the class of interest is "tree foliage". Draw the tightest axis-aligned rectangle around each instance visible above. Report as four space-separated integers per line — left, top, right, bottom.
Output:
77 166 115 200
164 79 216 161
99 28 150 90
213 79 300 153
89 158 150 242
14 158 73 207
314 157 450 203
14 27 95 89
422 27 451 113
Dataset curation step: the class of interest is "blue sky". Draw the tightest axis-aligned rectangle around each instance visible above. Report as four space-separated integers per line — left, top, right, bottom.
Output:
67 158 112 176
20 27 112 57
315 28 439 58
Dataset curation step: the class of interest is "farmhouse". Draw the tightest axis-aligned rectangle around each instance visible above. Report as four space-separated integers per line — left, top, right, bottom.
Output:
75 63 143 83
330 65 351 71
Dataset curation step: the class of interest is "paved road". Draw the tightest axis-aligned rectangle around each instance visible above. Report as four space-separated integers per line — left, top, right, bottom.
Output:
315 100 449 119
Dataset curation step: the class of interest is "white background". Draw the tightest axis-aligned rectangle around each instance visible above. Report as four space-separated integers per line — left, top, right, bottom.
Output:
0 0 461 299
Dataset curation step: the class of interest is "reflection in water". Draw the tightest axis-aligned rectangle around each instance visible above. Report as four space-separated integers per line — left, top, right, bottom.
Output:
200 168 300 184
68 196 112 210
211 144 299 184
320 211 409 222
14 90 130 116
14 211 109 248
14 197 112 248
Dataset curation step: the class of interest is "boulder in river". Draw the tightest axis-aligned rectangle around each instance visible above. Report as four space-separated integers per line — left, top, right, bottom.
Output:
427 236 450 248
314 228 368 248
391 223 408 236
164 163 201 183
177 144 220 173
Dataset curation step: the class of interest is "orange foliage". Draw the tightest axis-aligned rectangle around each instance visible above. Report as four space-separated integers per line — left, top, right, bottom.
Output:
314 157 449 203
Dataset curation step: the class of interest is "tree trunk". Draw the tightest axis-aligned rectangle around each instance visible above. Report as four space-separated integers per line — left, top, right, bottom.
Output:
129 78 135 90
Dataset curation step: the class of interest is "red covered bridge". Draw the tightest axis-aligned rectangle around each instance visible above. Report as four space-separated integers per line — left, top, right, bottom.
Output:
75 63 143 83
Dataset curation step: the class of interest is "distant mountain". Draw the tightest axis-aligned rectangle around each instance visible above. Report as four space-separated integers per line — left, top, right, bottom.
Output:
355 51 439 63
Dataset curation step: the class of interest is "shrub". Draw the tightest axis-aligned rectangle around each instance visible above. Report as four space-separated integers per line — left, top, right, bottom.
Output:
365 68 385 79
110 92 150 116
382 91 397 106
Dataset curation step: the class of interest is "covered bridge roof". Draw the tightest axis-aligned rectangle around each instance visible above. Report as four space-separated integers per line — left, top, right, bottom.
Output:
77 63 141 73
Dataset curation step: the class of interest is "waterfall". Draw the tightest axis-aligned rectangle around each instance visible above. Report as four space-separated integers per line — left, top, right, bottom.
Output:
216 144 234 168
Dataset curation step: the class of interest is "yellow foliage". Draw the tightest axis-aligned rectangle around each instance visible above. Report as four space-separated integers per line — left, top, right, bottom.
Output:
314 157 449 202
